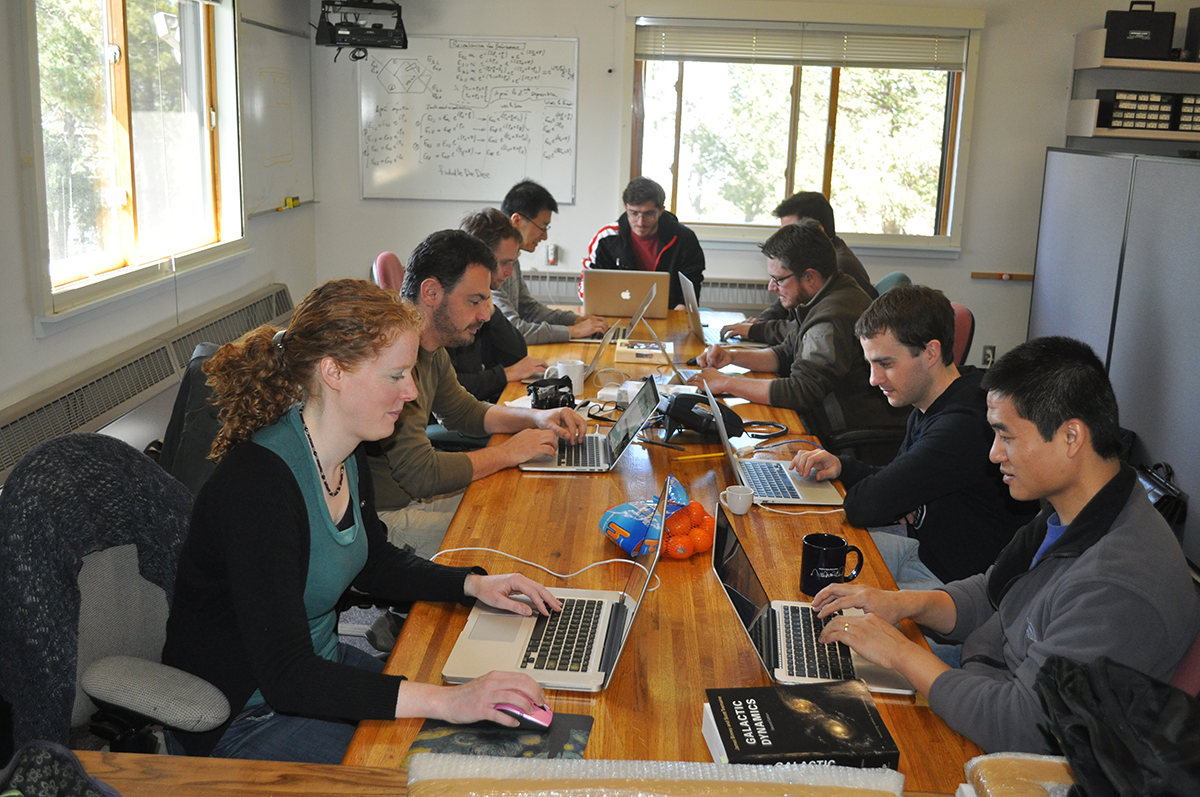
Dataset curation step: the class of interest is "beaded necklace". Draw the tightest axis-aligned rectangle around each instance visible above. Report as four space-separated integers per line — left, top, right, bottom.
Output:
299 408 345 497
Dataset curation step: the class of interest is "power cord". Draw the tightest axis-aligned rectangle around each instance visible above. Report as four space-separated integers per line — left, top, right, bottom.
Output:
752 503 846 517
431 546 661 592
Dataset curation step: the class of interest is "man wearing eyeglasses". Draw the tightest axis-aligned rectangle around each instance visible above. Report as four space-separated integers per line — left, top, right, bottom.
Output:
688 219 906 455
581 176 705 310
494 180 609 344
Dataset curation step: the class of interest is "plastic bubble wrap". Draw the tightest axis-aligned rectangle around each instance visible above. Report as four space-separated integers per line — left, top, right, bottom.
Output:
407 753 905 797
963 752 1076 797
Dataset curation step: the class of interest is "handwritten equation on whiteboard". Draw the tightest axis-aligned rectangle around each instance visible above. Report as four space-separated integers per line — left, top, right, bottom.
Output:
357 36 577 202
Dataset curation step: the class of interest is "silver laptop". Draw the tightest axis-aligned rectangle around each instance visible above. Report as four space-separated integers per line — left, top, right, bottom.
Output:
635 317 700 385
519 378 659 472
677 273 766 349
712 505 914 694
526 322 622 387
582 270 670 319
571 282 657 344
443 477 671 691
702 380 843 506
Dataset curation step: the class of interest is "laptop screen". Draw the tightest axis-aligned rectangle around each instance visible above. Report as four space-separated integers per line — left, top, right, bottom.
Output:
712 506 776 674
606 378 659 461
614 475 670 642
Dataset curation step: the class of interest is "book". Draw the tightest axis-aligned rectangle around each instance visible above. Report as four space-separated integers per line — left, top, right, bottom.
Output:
402 712 593 767
703 680 900 768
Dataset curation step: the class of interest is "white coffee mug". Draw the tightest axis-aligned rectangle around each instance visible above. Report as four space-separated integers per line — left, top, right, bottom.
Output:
545 359 586 394
720 485 755 515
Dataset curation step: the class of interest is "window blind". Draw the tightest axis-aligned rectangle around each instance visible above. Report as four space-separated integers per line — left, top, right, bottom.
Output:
634 19 969 71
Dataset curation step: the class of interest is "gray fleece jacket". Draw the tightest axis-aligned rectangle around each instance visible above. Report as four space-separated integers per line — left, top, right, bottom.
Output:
929 465 1200 753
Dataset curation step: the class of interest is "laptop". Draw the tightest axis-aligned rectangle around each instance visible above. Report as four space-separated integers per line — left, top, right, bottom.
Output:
702 380 844 506
442 476 671 691
571 282 657 344
635 318 700 385
582 270 670 319
712 505 915 694
519 377 659 472
677 273 765 349
525 322 621 387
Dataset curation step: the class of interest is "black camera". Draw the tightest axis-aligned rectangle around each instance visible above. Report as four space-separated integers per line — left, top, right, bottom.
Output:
526 376 575 410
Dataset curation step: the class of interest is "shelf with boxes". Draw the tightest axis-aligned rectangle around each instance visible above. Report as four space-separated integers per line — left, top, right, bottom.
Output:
1068 28 1200 143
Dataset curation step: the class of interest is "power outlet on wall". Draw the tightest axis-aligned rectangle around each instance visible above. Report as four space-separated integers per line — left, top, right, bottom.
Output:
982 345 996 367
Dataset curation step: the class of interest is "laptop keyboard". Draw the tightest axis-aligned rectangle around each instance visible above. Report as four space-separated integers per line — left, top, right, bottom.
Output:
589 325 627 340
781 604 856 681
741 460 800 500
521 598 603 673
558 435 604 468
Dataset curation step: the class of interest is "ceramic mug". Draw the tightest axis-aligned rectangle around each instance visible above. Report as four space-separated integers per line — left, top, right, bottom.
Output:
800 532 863 597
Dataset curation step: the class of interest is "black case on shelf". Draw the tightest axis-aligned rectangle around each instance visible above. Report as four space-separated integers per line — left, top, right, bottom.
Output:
1185 8 1200 61
1105 2 1176 60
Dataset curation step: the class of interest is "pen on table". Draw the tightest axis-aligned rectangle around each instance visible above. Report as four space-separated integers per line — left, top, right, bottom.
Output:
673 452 725 461
635 434 686 451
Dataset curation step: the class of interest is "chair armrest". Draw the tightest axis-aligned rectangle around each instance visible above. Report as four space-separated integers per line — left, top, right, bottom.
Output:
81 656 230 733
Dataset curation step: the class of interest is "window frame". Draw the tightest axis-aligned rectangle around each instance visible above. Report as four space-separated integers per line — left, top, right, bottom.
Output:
17 0 246 322
621 0 985 254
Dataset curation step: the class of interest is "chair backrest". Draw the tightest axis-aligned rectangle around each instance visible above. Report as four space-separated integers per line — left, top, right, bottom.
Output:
950 302 975 366
874 271 911 294
1170 629 1200 697
158 342 220 496
373 251 405 292
0 433 192 749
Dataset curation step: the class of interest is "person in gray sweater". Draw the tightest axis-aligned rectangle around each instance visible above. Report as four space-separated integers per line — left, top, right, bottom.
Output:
811 336 1200 754
493 180 607 344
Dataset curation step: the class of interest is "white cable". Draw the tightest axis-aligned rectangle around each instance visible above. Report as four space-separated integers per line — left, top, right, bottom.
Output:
432 546 661 591
752 503 846 517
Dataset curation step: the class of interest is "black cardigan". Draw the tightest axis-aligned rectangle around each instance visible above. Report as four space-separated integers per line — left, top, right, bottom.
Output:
162 442 482 756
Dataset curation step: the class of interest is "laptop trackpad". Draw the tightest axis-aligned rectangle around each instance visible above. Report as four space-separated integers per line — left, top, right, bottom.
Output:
469 614 525 642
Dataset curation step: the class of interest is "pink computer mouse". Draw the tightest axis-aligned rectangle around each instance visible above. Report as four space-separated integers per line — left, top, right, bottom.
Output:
496 702 553 730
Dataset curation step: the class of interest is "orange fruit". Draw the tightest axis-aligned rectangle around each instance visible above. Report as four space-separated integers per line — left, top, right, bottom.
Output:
665 507 693 539
689 521 714 554
665 534 695 559
685 501 708 524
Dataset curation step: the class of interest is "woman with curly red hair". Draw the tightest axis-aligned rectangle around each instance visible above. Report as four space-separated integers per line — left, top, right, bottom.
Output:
163 279 558 763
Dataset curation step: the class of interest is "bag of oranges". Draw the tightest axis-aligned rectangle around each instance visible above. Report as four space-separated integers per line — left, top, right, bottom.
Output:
598 480 714 560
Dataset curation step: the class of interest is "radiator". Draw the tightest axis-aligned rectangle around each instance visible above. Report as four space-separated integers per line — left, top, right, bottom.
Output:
0 284 292 480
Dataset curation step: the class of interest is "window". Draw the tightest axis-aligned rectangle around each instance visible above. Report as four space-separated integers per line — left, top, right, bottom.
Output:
630 15 980 245
28 0 241 314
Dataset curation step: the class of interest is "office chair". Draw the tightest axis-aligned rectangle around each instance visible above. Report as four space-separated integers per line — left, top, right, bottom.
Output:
0 434 229 754
950 302 975 366
158 342 221 495
1170 630 1200 697
373 251 405 292
873 271 911 295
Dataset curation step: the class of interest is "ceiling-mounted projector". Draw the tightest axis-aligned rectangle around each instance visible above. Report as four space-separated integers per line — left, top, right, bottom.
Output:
315 1 407 49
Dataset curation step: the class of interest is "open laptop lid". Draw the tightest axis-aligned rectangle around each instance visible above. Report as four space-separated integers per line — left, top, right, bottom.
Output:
702 379 741 468
599 473 671 686
604 377 660 465
583 271 669 319
711 504 779 675
638 320 693 385
582 323 620 381
678 272 708 342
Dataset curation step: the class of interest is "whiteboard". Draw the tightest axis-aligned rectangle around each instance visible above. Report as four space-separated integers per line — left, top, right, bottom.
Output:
358 36 577 202
239 20 315 216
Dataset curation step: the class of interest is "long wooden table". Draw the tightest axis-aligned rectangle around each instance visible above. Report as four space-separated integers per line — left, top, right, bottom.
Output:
344 311 981 794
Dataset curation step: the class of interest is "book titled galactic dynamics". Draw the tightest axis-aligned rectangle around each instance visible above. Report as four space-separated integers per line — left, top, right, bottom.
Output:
703 680 900 768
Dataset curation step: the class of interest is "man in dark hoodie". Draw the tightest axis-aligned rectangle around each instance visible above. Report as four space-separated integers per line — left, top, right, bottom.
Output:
792 285 1037 588
581 176 705 309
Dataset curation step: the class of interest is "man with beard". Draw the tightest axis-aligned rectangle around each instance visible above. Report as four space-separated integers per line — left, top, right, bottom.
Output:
367 229 587 559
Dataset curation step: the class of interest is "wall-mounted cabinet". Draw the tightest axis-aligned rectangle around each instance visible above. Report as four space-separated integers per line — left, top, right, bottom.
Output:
1068 29 1200 154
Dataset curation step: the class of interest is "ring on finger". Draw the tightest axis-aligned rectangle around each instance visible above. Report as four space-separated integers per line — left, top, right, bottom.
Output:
843 623 850 633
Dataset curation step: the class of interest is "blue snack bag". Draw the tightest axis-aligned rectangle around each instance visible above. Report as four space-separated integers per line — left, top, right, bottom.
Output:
599 478 689 556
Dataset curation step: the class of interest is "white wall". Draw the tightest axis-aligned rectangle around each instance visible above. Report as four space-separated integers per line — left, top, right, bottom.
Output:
0 1 318 411
5 0 1191 412
311 0 1195 367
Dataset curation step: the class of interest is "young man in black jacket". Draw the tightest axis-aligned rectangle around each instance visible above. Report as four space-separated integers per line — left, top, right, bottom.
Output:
581 176 704 309
791 285 1037 587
